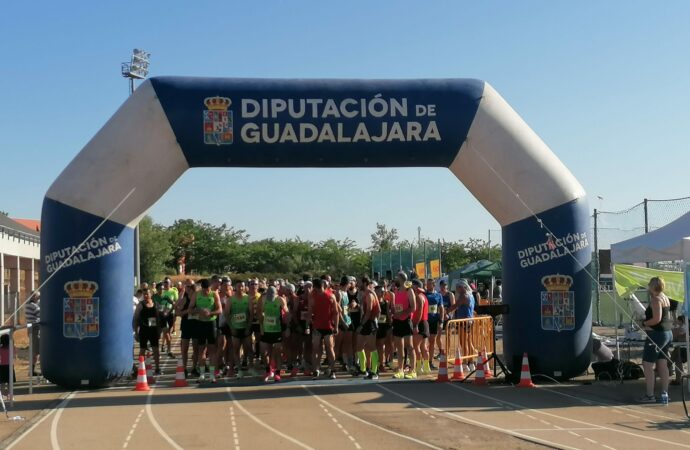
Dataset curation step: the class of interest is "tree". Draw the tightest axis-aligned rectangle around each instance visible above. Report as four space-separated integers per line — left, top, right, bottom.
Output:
370 223 399 251
139 216 173 282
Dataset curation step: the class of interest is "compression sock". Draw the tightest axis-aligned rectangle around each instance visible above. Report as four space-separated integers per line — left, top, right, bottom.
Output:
371 351 379 374
422 359 431 373
358 350 367 373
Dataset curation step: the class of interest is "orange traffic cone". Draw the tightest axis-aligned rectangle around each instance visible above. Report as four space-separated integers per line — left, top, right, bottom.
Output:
473 354 487 386
173 358 188 387
452 348 465 381
436 350 449 382
146 358 156 385
517 353 536 388
134 356 150 391
482 349 493 379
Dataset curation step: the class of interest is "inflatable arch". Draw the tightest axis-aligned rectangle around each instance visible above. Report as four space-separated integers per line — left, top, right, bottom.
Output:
41 77 592 388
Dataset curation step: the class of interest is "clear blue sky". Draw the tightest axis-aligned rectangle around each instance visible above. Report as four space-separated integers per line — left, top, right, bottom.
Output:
2 1 689 248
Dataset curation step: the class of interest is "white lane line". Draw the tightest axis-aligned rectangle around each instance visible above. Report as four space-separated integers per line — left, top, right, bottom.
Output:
378 384 581 450
509 428 600 432
5 391 73 450
568 431 580 437
50 392 77 450
230 406 240 450
602 445 617 450
447 383 690 448
319 403 361 449
586 437 599 444
146 389 183 450
227 388 315 450
122 408 145 449
303 385 444 450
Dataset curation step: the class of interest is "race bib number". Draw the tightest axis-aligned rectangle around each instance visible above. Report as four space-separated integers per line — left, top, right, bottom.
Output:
147 317 157 327
395 304 403 313
265 316 278 326
429 305 438 314
233 313 247 323
300 311 311 321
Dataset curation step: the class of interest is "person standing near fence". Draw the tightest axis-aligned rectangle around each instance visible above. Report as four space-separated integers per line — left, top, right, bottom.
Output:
25 292 40 376
638 276 673 403
425 278 444 369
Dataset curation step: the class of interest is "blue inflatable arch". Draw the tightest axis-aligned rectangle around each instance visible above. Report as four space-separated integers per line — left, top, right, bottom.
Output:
41 77 591 388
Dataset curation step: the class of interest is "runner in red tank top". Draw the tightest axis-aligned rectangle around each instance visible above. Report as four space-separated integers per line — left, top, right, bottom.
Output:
356 277 381 379
309 278 339 379
411 279 431 375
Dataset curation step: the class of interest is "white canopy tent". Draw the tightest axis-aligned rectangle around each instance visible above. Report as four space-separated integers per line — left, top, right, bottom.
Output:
611 210 690 379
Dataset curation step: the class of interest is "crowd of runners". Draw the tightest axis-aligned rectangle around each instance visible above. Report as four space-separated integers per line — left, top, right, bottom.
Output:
132 271 480 383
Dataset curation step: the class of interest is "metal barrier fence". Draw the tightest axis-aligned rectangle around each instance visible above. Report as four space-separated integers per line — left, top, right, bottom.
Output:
444 316 494 370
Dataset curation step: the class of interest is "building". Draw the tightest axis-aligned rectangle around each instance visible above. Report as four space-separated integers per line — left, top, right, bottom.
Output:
0 214 40 324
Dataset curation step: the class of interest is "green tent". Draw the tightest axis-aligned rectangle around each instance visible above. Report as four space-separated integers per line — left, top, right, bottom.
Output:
458 259 502 278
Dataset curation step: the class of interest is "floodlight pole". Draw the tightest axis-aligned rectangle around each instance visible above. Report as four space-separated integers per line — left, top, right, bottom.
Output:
121 49 151 287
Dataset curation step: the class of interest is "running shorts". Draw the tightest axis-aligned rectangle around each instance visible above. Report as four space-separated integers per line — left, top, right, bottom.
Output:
359 319 378 336
220 323 232 338
315 328 334 338
376 323 391 340
180 319 195 340
428 319 440 335
261 332 283 344
416 320 430 338
392 319 413 338
139 328 159 349
196 321 217 346
231 328 250 340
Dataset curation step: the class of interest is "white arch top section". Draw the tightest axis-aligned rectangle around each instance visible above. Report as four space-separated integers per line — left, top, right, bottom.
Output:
449 83 585 226
45 80 189 227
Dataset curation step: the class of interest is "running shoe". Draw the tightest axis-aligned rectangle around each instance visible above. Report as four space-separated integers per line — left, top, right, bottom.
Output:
366 372 379 380
404 372 418 380
637 395 657 404
168 352 175 359
197 376 205 383
393 370 405 379
290 366 299 377
312 369 321 380
237 370 245 379
430 363 437 370
274 373 282 383
154 369 161 376
191 367 200 377
264 372 274 383
329 371 337 380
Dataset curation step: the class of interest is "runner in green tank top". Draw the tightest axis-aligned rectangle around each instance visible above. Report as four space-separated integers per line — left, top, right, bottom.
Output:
258 286 288 383
189 279 222 383
225 281 253 378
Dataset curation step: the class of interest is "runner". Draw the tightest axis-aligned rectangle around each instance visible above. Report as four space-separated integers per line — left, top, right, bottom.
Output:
375 280 393 372
157 280 176 359
295 281 313 375
132 288 161 374
347 276 362 373
248 278 262 363
358 277 380 379
439 279 455 358
188 278 222 383
392 272 417 379
309 278 339 379
335 277 353 373
258 286 288 382
411 279 431 375
226 280 252 378
175 279 198 377
283 283 300 376
217 278 233 378
425 278 444 369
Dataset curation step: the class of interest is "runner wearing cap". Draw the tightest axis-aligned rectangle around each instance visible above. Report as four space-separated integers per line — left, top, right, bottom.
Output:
411 279 431 375
226 280 252 378
439 280 455 356
309 278 339 379
375 280 393 372
188 278 222 383
258 286 288 382
392 272 418 379
425 278 444 369
133 288 161 374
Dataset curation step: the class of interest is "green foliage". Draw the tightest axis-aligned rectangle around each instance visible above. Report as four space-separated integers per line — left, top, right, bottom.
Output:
440 238 501 273
139 216 173 282
370 222 399 251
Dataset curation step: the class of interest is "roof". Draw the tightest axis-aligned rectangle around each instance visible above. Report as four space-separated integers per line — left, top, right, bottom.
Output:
611 210 690 263
0 215 40 237
11 218 41 232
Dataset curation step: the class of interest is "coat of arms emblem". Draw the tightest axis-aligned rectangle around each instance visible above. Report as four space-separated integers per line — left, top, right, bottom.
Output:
203 96 233 145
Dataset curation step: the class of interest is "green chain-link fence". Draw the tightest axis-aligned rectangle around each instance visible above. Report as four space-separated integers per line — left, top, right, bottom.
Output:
371 241 443 280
